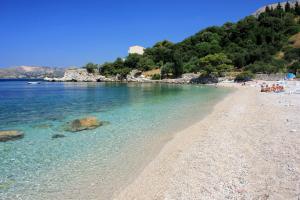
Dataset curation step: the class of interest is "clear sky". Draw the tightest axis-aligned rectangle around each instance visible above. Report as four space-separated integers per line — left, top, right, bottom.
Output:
0 0 284 68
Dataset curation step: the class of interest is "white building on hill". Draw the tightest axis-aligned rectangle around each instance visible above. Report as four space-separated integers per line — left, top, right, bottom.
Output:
128 45 145 55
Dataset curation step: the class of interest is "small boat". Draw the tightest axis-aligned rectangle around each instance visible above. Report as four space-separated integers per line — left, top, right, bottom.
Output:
27 81 40 85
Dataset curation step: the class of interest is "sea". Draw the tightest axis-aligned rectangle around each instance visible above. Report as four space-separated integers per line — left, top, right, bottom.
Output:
0 79 231 199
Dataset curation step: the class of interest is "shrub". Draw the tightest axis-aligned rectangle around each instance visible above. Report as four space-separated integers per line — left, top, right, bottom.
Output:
151 74 161 80
234 71 255 82
84 63 98 74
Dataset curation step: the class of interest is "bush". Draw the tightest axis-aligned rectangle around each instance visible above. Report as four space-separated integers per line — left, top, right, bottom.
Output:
234 71 255 82
84 63 98 74
151 74 161 80
245 60 285 74
116 67 131 79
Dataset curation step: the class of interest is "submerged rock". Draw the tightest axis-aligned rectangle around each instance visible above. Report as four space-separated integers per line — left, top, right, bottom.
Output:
0 179 15 190
51 134 66 139
32 123 53 129
0 130 24 142
65 117 102 132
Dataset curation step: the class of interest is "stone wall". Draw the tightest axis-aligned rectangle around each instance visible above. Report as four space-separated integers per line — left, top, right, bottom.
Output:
254 73 285 81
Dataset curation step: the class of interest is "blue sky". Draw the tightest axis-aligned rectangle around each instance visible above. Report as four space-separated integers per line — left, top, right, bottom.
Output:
0 0 284 68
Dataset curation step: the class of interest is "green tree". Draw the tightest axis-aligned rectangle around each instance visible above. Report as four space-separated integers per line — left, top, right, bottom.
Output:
276 2 283 11
235 71 255 82
284 48 300 62
84 62 98 73
245 59 285 74
183 57 199 73
295 2 300 15
124 53 142 69
265 6 271 13
285 2 291 12
99 62 114 76
288 61 300 74
172 50 184 77
198 53 233 77
137 57 156 71
145 40 174 64
161 62 174 78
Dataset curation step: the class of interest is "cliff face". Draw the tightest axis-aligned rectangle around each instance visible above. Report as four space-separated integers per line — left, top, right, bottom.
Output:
0 66 65 79
253 0 300 17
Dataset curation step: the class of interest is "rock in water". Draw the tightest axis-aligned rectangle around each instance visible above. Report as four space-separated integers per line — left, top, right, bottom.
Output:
0 130 24 142
51 134 66 139
65 117 102 132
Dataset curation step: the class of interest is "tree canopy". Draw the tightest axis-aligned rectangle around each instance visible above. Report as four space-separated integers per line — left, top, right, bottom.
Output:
95 5 300 78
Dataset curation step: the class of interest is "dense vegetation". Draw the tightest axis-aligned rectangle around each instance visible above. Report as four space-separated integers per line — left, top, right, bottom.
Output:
86 2 300 79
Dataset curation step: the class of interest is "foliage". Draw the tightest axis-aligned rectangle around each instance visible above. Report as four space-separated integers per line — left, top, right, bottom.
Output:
124 53 142 69
137 56 156 71
288 61 300 74
234 71 255 82
284 48 300 62
151 74 161 80
84 63 98 73
97 6 300 79
198 53 233 77
245 59 286 74
183 57 199 73
161 62 175 78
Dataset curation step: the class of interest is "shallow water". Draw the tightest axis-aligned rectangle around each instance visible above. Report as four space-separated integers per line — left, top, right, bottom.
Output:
0 81 230 199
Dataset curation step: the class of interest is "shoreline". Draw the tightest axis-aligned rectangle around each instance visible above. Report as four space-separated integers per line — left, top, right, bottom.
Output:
113 82 300 199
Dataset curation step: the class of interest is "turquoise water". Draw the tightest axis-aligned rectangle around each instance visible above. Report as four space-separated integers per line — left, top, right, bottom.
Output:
0 81 230 199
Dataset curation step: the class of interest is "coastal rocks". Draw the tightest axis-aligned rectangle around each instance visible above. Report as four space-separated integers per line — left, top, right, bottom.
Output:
161 73 200 84
127 70 142 80
45 69 107 82
44 68 221 85
190 74 219 84
126 70 152 82
65 117 102 132
0 130 24 142
51 134 66 139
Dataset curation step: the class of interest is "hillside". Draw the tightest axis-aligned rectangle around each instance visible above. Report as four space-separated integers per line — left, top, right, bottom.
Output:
0 66 65 79
90 0 300 81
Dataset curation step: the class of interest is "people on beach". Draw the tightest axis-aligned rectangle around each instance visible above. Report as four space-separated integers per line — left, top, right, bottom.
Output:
261 84 284 93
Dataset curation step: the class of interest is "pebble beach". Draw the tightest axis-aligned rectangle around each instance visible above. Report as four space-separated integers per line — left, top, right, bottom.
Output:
115 80 300 199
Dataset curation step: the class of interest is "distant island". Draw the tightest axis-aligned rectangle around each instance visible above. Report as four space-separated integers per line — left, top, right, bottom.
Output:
0 66 65 79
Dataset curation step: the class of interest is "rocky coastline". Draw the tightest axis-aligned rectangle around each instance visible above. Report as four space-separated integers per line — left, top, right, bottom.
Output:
44 68 220 84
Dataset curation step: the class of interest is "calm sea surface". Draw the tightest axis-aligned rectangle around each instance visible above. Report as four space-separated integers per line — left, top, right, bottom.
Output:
0 80 231 199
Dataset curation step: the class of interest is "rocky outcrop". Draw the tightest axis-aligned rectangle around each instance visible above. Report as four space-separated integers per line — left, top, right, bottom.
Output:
51 134 66 139
126 70 152 82
45 68 211 84
65 117 102 132
160 73 200 84
190 74 219 84
45 69 152 82
0 130 24 142
45 68 108 82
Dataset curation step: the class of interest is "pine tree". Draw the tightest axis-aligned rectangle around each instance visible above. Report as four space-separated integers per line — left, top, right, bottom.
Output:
295 1 300 15
285 1 291 12
275 2 284 18
276 2 283 11
265 6 271 13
